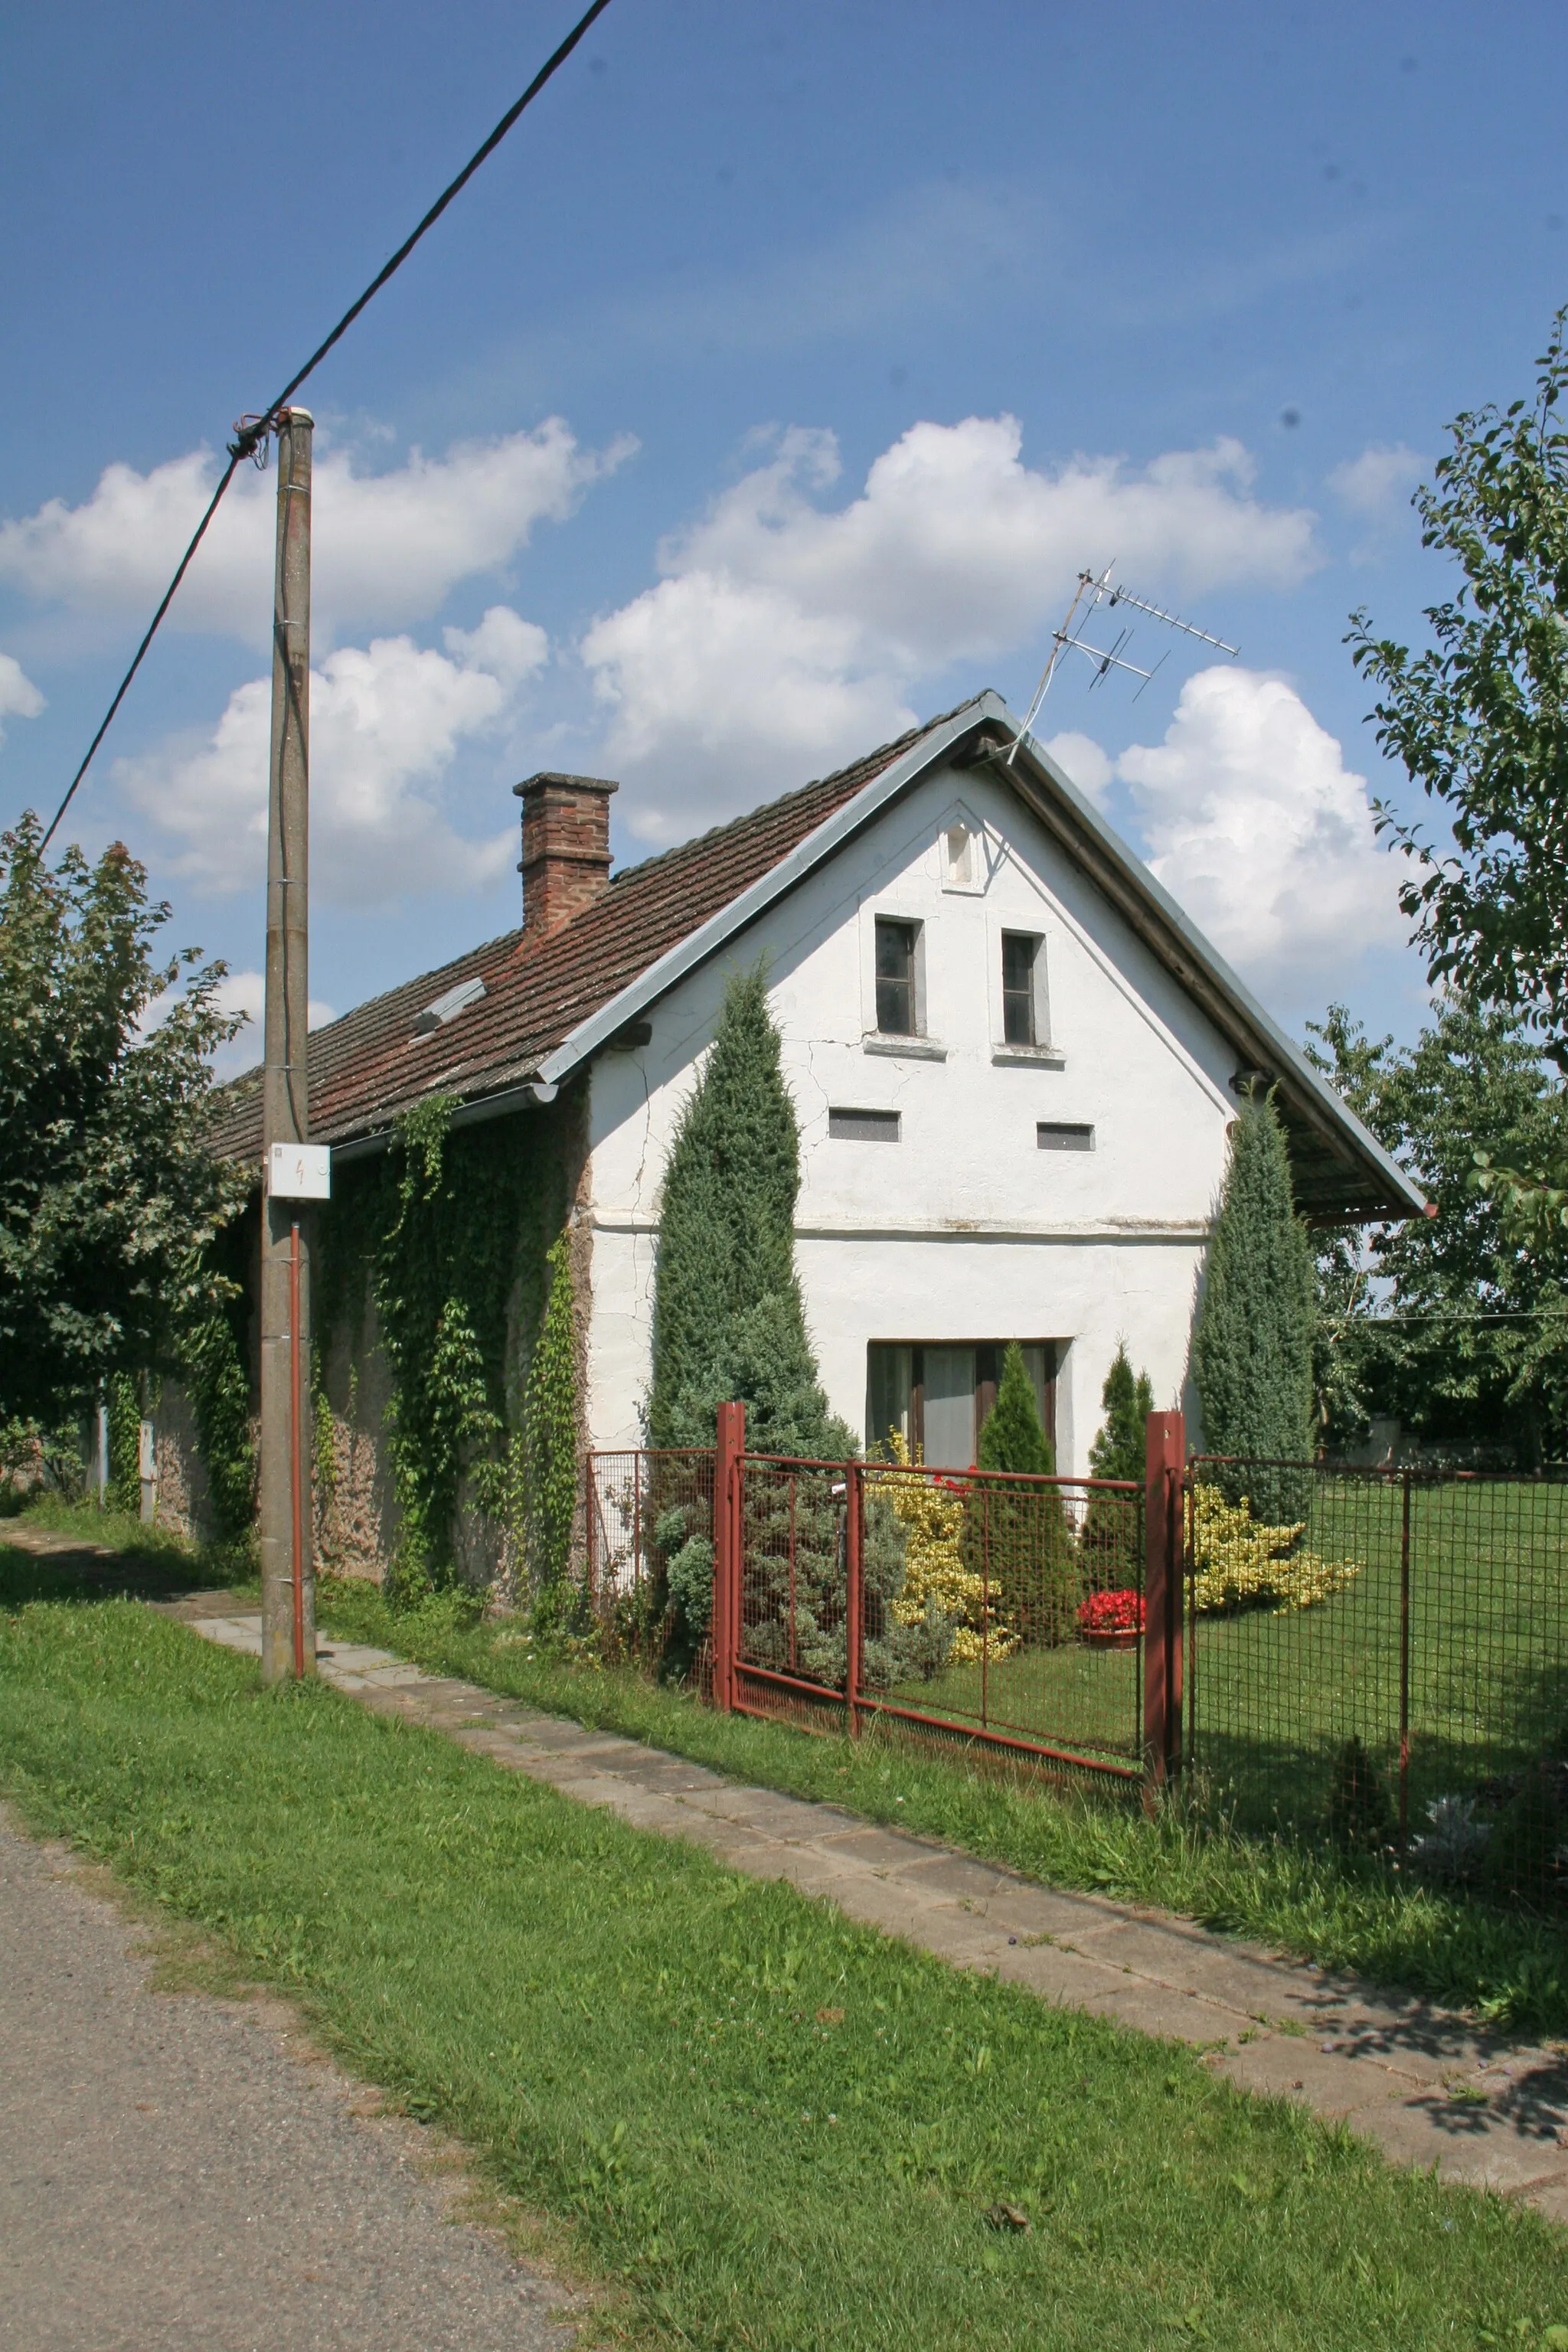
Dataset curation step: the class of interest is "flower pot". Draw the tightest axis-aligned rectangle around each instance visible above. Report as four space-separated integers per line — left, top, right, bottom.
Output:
1079 1628 1139 1651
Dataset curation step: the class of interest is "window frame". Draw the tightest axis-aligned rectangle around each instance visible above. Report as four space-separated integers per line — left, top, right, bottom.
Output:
988 918 1056 1061
864 1339 1062 1465
870 911 925 1040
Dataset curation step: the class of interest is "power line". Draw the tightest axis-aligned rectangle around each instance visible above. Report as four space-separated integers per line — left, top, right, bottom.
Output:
41 0 616 850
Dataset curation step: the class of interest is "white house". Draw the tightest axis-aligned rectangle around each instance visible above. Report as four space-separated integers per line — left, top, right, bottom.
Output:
209 691 1419 1557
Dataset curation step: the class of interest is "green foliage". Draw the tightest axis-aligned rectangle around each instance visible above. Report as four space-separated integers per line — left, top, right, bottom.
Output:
650 965 848 1462
1193 1099 1315 1521
312 1095 578 1603
1083 1345 1154 1576
178 1308 256 1540
1348 309 1568 1067
1307 998 1568 1462
978 1342 1054 1476
975 1344 1073 1642
0 812 247 1422
106 1372 141 1511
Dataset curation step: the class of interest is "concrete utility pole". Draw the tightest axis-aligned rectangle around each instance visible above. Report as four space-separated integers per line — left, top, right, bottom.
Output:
259 409 316 1684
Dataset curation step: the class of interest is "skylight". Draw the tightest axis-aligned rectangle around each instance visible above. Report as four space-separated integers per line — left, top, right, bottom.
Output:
413 975 486 1036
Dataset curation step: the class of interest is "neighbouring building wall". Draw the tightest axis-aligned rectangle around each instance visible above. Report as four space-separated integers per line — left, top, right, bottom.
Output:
584 756 1236 1472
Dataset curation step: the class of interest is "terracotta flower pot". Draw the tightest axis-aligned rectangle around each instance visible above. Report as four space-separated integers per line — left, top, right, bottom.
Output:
1079 1628 1139 1651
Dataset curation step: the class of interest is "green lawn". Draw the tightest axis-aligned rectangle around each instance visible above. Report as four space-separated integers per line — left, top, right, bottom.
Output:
312 1576 1568 2035
3 1557 1567 2350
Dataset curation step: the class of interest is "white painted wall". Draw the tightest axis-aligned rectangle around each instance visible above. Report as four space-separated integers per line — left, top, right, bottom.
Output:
583 757 1242 1472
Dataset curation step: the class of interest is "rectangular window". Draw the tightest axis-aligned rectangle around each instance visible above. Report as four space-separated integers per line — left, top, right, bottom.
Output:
1037 1121 1094 1152
828 1107 901 1142
865 1341 1060 1467
1001 932 1037 1046
874 917 918 1035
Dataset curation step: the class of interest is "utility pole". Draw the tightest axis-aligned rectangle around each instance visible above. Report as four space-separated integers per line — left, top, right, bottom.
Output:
260 409 317 1684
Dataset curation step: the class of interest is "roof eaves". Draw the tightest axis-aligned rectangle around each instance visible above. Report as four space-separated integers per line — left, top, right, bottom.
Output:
535 693 996 1087
991 706 1426 1220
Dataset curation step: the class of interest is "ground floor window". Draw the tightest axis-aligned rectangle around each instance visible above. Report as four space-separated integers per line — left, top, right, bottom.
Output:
865 1341 1060 1468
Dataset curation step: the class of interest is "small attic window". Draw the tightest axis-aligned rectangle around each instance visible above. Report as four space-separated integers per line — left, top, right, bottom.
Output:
942 821 975 890
413 975 486 1036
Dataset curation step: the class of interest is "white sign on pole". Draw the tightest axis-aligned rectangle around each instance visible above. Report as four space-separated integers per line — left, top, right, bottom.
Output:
269 1142 332 1200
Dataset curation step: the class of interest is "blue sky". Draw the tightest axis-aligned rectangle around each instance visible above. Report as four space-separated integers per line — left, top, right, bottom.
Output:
2 0 1564 1066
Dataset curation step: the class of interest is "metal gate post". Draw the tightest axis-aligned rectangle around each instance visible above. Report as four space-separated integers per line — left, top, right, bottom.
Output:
1143 1410 1185 1789
713 1401 745 1712
844 1462 864 1737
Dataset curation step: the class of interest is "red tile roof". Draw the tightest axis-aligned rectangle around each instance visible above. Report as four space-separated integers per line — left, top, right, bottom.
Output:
207 714 939 1161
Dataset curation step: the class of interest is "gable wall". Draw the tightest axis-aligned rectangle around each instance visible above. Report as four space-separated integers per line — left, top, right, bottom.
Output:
583 756 1241 1473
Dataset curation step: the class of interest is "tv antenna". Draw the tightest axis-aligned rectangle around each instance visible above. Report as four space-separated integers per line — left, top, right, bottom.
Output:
1006 564 1240 766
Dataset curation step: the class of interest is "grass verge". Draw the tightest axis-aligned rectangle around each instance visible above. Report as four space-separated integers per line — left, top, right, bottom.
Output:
313 1578 1568 2035
3 1568 1566 2350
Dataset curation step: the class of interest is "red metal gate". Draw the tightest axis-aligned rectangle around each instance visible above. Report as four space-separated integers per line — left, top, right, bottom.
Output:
711 1400 1185 1785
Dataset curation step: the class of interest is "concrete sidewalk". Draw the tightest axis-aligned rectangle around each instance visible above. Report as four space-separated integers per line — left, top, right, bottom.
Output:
168 1600 1568 2221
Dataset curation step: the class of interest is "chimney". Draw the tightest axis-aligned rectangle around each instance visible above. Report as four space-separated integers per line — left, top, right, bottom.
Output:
513 772 617 936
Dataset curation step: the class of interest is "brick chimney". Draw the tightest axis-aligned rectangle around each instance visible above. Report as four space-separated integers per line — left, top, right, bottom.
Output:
513 772 617 936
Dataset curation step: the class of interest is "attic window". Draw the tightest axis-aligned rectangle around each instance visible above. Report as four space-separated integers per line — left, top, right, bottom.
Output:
413 975 486 1036
1037 1121 1094 1152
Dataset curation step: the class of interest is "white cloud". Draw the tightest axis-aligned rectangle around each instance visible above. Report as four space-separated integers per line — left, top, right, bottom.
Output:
0 652 44 744
1116 666 1403 992
583 417 1318 838
0 423 633 645
207 970 335 1080
1040 730 1114 805
1328 443 1426 518
118 604 543 905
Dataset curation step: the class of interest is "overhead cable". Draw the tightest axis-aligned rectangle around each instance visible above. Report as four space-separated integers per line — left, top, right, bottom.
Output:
41 0 616 848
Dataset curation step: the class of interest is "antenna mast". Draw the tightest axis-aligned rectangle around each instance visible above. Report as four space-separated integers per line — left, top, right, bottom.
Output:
1007 564 1240 766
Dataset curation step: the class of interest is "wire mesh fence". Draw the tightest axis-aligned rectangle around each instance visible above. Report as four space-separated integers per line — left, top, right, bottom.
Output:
584 1449 714 1664
731 1452 1146 1775
1185 1457 1568 1906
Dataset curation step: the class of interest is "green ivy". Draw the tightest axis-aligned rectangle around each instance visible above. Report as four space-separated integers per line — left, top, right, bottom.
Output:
106 1370 141 1511
311 1093 580 1606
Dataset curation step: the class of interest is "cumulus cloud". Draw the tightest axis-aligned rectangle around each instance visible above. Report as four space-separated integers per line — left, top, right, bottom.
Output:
1040 730 1115 805
0 652 44 745
1116 666 1403 991
0 423 633 645
583 417 1318 838
1328 443 1426 518
206 970 336 1079
118 604 544 905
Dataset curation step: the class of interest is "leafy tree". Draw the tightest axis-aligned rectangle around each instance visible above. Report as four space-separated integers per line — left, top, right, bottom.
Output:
649 965 851 1460
1349 311 1568 1067
1307 997 1568 1463
0 813 245 1425
1191 1096 1315 1521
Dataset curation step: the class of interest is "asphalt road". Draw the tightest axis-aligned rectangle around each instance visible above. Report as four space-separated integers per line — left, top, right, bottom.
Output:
0 1814 575 2351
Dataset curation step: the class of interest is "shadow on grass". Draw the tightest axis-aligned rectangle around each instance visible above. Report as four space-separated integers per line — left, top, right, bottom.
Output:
0 1503 252 1609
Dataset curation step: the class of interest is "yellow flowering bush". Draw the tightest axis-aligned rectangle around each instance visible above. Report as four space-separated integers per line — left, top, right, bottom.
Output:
1190 1482 1361 1615
870 1433 1015 1662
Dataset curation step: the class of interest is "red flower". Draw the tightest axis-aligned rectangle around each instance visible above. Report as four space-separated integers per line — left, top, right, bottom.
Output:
1077 1589 1144 1635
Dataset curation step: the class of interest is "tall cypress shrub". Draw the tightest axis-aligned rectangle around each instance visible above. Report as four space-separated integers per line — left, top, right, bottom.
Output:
1192 1097 1315 1523
649 966 855 1660
648 966 853 1464
975 1341 1073 1644
1083 1343 1153 1578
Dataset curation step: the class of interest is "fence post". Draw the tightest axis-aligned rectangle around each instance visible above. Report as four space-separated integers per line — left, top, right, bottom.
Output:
844 1462 864 1738
1143 1410 1184 1789
712 1401 744 1712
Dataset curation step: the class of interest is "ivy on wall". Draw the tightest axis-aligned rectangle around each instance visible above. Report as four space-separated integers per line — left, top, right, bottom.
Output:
311 1091 580 1605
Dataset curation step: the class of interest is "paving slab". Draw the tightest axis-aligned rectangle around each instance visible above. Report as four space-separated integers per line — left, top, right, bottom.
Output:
168 1606 1568 2221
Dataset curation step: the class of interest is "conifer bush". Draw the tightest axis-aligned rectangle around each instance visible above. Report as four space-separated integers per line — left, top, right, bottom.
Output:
1082 1344 1153 1584
1192 1097 1316 1523
973 1341 1074 1645
649 967 854 1657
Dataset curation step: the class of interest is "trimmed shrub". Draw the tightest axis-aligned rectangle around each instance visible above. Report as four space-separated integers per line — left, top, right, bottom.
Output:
1082 1343 1153 1580
1192 1096 1315 1524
